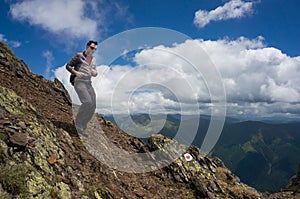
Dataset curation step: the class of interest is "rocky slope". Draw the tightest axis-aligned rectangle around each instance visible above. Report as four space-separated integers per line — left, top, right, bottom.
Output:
0 41 299 198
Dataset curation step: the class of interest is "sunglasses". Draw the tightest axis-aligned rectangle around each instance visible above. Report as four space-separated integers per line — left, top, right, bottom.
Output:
89 46 97 50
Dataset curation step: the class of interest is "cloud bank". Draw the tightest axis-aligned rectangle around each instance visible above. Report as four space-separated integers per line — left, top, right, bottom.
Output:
55 36 300 119
9 0 132 40
194 0 255 28
10 0 98 38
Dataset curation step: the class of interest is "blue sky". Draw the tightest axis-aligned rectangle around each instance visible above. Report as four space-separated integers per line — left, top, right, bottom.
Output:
1 0 300 119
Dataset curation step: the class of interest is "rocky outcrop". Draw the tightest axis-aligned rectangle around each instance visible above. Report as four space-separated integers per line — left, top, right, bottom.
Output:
145 135 263 199
0 41 299 198
0 84 263 198
286 164 300 197
0 42 73 133
0 86 74 198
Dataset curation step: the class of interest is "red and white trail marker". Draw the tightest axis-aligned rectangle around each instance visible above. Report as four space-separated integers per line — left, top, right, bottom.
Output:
184 153 193 161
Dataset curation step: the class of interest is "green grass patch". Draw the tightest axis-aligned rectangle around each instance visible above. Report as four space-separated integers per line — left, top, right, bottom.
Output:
0 132 7 140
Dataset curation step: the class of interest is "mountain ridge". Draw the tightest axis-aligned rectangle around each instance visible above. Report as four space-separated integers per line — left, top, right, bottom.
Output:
0 41 299 198
106 113 300 192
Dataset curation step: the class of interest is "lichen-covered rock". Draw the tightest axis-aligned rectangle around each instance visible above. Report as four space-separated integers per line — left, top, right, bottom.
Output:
0 86 113 198
0 42 73 134
0 87 72 198
147 134 262 199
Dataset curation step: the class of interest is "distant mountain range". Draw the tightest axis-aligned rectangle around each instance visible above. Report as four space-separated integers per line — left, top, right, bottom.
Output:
213 120 300 192
105 113 300 192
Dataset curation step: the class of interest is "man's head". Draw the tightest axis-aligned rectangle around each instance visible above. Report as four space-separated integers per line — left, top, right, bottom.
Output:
86 40 98 55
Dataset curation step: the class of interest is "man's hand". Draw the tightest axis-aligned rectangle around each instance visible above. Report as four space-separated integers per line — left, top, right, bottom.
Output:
73 70 84 77
90 68 98 77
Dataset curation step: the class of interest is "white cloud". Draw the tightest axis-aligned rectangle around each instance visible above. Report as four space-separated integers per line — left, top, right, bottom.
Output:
260 78 300 103
194 0 255 28
10 0 97 39
0 33 21 48
10 41 22 48
9 0 133 40
199 37 300 105
0 34 6 42
42 50 54 79
55 36 300 119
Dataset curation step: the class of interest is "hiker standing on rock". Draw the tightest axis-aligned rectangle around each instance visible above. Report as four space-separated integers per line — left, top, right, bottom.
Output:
66 40 98 134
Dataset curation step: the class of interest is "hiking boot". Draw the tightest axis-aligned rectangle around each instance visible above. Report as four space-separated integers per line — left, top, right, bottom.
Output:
81 131 89 138
77 127 89 138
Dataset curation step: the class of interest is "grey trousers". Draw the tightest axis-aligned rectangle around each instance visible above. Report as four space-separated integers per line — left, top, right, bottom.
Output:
74 81 96 130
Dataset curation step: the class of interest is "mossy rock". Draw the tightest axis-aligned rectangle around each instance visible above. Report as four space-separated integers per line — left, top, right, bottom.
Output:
0 163 32 196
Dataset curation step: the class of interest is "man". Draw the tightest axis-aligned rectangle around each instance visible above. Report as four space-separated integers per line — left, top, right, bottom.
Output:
66 40 98 134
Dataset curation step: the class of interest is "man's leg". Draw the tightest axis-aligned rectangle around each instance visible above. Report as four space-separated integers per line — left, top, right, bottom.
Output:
74 82 95 130
80 85 96 128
